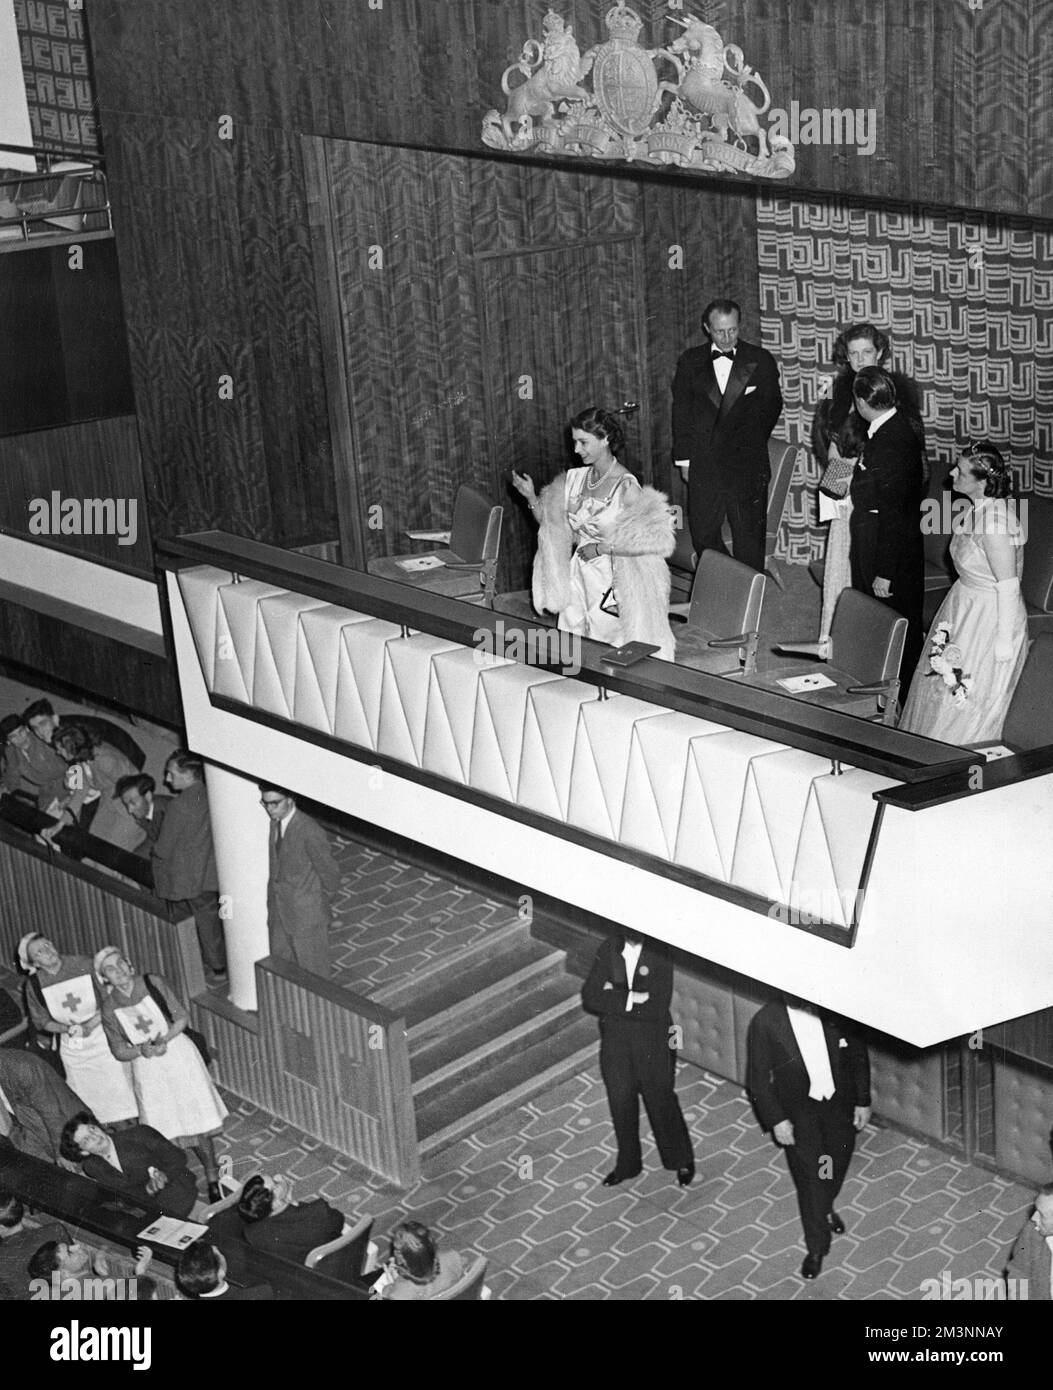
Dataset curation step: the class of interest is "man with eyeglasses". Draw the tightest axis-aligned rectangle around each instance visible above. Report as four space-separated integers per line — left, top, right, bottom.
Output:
259 785 341 979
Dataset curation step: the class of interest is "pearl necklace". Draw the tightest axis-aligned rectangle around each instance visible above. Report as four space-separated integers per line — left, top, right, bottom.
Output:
584 460 618 492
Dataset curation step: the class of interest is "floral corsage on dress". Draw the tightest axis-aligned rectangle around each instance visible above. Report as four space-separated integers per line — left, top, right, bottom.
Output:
926 623 971 707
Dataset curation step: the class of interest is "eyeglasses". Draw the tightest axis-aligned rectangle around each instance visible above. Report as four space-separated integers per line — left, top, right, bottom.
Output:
260 798 286 808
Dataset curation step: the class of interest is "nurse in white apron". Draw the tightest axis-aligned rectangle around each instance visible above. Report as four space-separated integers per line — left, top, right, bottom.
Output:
19 933 137 1125
95 946 226 1202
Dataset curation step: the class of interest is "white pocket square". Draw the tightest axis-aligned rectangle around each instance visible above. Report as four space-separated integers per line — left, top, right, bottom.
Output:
838 1037 848 1048
745 385 757 395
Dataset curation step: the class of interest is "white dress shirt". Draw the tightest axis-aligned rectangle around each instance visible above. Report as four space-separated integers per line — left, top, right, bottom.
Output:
622 940 643 1012
866 406 896 438
786 1006 836 1101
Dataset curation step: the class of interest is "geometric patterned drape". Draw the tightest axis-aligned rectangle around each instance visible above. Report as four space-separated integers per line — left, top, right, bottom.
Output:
757 194 1053 564
14 0 99 154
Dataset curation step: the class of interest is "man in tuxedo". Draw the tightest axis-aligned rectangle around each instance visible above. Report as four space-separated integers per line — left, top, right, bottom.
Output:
260 785 341 979
849 366 926 677
1005 1183 1053 1300
748 995 871 1280
671 297 783 572
152 750 227 986
581 930 694 1188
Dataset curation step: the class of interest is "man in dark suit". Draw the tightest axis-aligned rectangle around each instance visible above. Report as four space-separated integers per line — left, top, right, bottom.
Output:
581 930 694 1188
849 366 926 677
748 995 871 1280
1004 1183 1053 1300
671 297 783 573
0 713 68 809
0 1193 70 1301
0 1048 83 1164
237 1172 344 1261
260 785 341 979
152 750 227 985
61 1112 200 1218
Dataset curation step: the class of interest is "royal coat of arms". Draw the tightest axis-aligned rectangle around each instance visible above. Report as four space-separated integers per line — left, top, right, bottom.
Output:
482 4 794 179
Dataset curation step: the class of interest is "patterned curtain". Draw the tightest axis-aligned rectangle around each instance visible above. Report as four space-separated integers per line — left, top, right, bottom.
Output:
757 193 1053 564
14 0 99 154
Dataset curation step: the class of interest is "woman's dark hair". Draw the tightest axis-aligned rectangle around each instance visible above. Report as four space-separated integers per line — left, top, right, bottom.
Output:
390 1219 440 1284
569 406 625 461
960 441 1014 500
831 322 890 369
59 1110 98 1163
851 366 898 412
237 1174 275 1224
28 1240 63 1279
176 1241 223 1297
23 699 55 723
52 723 99 763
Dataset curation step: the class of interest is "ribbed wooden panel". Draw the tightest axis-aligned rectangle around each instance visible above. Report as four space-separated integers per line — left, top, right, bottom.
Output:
986 1008 1053 1070
187 1003 263 1105
0 417 151 577
0 836 202 1003
254 962 419 1186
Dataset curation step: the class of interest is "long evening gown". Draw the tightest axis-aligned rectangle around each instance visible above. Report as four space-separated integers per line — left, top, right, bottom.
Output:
900 497 1028 744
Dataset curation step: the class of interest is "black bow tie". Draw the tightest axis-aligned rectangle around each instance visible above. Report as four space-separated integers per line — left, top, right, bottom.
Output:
712 350 735 360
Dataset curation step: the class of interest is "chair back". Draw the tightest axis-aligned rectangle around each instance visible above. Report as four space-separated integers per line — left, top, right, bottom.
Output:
306 1215 374 1283
765 441 802 561
477 503 504 605
688 549 766 640
1003 634 1053 750
829 590 906 685
429 1252 489 1301
449 485 497 564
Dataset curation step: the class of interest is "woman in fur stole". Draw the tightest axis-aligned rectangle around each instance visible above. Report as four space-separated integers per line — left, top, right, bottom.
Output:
513 406 677 659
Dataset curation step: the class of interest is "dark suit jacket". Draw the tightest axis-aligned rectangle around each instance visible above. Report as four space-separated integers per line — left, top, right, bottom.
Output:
80 1124 199 1218
151 781 218 900
0 736 67 808
671 339 783 493
581 936 675 1030
748 1002 871 1132
0 1048 83 1164
267 810 341 938
1005 1219 1052 1301
848 409 925 589
244 1199 344 1262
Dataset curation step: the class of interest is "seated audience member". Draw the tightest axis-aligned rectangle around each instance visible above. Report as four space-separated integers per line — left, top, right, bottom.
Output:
0 1047 83 1164
27 1237 154 1299
0 713 67 810
1005 1183 1053 1301
237 1172 343 1261
60 1111 200 1218
381 1220 465 1301
23 699 146 772
176 1241 273 1301
44 724 145 852
114 773 169 853
0 1193 70 1302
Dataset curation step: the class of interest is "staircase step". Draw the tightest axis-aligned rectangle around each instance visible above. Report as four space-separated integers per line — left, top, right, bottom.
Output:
408 949 570 1046
411 986 582 1098
414 1017 597 1153
373 916 532 1016
393 935 558 1031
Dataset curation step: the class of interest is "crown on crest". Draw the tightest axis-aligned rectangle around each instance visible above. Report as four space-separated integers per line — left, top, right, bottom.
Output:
605 3 643 43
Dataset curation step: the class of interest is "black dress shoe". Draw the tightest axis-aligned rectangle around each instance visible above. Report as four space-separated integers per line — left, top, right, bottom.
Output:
828 1209 846 1236
801 1253 823 1280
601 1168 641 1187
207 1181 222 1203
676 1163 695 1188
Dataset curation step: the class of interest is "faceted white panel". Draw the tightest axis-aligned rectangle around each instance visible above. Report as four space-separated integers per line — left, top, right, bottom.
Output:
253 593 331 717
333 618 403 749
620 712 726 860
377 633 462 766
292 605 372 733
469 665 562 802
567 695 666 841
422 647 511 783
176 565 231 689
729 747 832 900
791 769 896 926
673 731 788 879
518 680 600 821
213 580 286 702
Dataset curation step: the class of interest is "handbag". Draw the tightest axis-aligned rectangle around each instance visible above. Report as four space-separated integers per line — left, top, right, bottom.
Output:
818 453 856 500
599 586 619 618
144 975 213 1067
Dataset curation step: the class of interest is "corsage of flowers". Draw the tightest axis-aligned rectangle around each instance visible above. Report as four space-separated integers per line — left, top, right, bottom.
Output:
926 623 971 707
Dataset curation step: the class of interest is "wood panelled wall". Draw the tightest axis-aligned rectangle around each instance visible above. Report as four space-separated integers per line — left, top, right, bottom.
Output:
0 416 152 576
89 0 1053 218
316 143 758 589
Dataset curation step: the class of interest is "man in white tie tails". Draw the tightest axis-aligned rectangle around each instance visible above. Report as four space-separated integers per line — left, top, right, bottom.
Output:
748 994 871 1280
